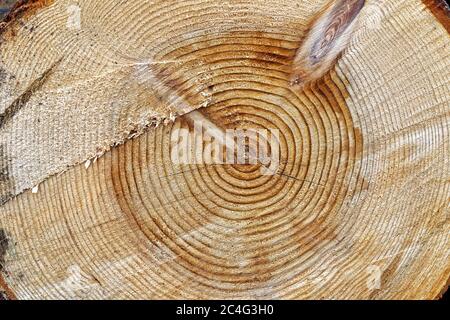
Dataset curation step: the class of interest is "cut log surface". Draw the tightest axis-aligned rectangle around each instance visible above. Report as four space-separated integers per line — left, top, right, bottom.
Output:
0 0 449 300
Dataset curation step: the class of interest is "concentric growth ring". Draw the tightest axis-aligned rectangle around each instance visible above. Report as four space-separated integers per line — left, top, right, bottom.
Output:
110 31 364 299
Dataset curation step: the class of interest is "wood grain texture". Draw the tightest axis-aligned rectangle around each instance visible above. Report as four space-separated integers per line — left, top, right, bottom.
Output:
422 0 450 33
0 0 54 37
0 0 449 300
0 0 329 203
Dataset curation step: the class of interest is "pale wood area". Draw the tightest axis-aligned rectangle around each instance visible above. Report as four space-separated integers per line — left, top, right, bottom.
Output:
0 0 449 299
